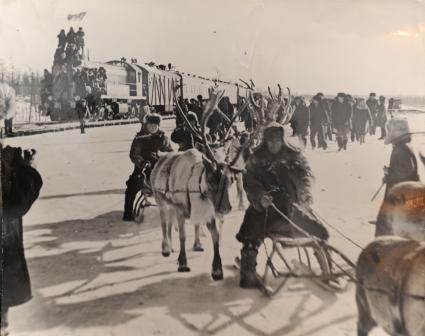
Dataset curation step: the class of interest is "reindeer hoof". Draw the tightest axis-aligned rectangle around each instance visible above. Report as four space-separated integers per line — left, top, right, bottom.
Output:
211 270 223 281
162 251 170 257
192 243 204 252
178 265 191 272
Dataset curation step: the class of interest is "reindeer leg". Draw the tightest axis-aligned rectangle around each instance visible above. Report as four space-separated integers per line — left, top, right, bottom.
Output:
207 217 223 281
355 284 376 336
167 206 175 253
192 223 204 252
236 173 245 210
177 210 190 272
160 206 172 257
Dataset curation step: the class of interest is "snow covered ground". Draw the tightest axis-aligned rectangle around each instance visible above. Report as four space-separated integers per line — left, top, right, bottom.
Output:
4 114 425 336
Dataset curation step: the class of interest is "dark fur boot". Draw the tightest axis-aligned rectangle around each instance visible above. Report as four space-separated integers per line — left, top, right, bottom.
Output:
239 244 260 289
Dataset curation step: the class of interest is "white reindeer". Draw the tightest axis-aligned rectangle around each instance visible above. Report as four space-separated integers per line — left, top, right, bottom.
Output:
150 88 245 280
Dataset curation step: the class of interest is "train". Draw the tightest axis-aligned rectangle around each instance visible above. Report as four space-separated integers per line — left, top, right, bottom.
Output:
49 58 252 121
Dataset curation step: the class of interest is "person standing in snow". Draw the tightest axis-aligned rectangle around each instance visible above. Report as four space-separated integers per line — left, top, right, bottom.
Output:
375 118 420 236
331 92 352 151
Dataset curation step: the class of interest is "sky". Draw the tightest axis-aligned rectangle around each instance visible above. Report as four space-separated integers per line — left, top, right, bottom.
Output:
1 0 425 95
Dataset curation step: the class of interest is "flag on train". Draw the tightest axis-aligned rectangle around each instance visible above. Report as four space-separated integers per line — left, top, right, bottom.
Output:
67 11 87 21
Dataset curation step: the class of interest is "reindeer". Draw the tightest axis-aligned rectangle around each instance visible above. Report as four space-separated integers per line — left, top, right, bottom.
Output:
150 88 245 280
376 181 425 240
356 237 425 336
356 166 425 335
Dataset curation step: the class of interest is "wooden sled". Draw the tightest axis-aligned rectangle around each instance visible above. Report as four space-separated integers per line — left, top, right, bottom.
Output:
235 235 356 297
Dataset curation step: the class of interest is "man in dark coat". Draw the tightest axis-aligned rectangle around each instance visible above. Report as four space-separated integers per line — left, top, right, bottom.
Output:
57 29 67 48
75 98 87 134
316 93 333 141
309 95 329 150
376 96 387 140
170 112 201 151
375 118 419 236
236 122 329 288
76 27 85 55
66 27 76 45
292 96 310 148
366 93 379 135
331 92 352 151
1 145 43 334
123 114 173 221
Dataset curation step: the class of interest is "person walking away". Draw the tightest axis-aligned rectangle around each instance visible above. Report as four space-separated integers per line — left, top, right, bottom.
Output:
331 92 352 151
353 98 373 144
122 114 173 221
376 96 388 140
236 122 328 288
1 146 43 336
366 92 379 135
292 96 310 148
309 95 329 150
75 98 87 134
375 118 419 236
0 82 16 137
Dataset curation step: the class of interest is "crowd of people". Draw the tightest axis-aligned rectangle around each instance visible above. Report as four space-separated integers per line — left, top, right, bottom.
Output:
288 92 394 151
53 27 85 69
171 90 397 153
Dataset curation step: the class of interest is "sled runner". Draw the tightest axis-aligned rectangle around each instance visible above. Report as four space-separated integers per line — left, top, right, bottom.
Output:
132 163 157 223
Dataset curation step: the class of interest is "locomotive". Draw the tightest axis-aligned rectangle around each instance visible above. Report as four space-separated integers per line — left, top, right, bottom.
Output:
49 57 251 121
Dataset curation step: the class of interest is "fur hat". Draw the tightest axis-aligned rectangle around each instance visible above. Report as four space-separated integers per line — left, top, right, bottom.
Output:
336 92 345 99
146 113 161 125
263 121 285 140
384 117 411 144
379 95 385 101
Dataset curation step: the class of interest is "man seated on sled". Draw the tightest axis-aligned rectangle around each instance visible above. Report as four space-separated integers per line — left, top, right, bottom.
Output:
123 113 173 221
236 122 329 288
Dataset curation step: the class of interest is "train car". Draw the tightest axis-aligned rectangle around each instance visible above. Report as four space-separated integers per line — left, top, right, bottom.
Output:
134 63 180 113
49 57 251 121
179 73 243 105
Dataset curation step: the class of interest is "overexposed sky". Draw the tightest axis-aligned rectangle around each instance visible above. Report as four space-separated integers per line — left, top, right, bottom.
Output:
1 0 425 95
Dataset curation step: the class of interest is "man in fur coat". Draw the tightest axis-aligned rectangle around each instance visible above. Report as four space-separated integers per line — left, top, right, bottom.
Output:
236 122 329 288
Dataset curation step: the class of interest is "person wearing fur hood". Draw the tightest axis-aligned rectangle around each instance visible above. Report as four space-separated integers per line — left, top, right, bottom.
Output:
236 122 329 289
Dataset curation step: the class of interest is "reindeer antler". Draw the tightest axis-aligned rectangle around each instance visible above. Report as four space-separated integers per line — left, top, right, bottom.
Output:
278 87 294 125
200 87 226 165
268 86 276 101
173 85 203 142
